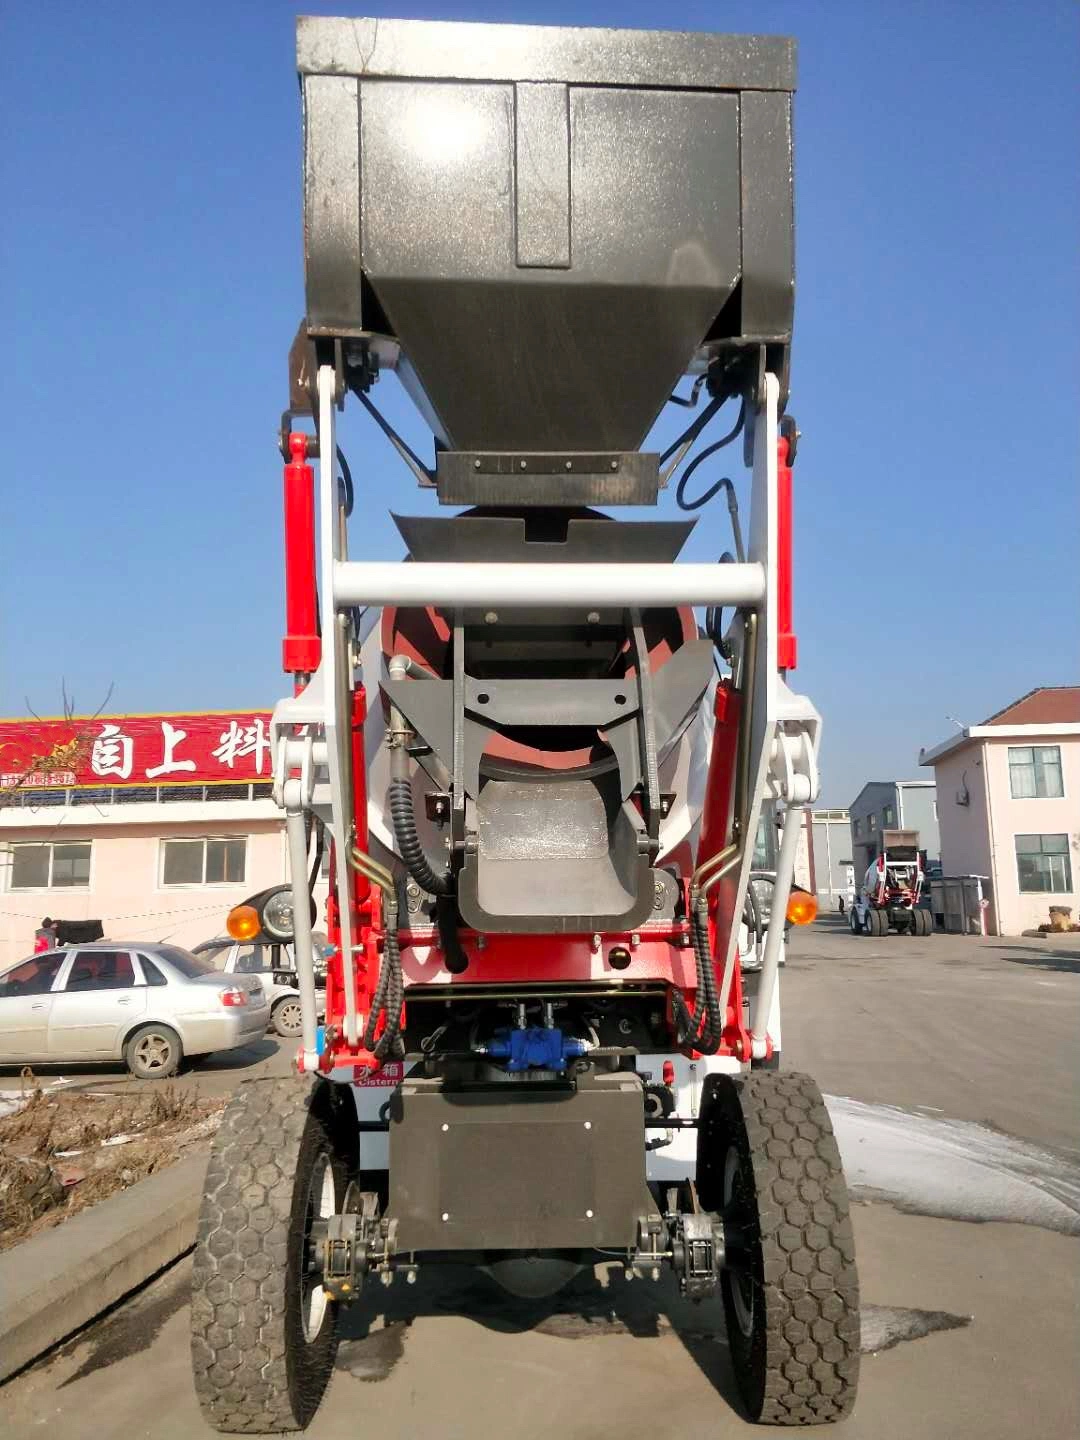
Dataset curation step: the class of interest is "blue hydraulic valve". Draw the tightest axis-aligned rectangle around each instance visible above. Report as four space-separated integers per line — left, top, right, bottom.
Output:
484 1026 589 1073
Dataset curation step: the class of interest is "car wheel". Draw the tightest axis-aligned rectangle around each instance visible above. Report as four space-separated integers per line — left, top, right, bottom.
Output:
125 1023 182 1080
272 996 304 1038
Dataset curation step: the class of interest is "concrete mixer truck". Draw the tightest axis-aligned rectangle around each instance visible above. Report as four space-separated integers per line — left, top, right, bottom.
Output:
190 16 859 1431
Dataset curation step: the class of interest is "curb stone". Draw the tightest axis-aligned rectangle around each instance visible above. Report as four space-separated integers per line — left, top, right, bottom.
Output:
0 1151 207 1382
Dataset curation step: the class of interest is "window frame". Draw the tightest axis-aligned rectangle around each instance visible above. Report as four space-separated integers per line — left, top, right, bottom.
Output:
7 840 93 892
62 949 138 993
135 954 170 987
158 835 247 888
1014 833 1073 894
0 952 67 997
1008 745 1064 800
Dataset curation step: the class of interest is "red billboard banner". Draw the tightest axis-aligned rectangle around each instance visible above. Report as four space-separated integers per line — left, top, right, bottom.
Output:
0 711 274 790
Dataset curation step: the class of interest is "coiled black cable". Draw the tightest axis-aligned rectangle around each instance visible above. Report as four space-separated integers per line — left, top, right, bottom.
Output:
364 890 405 1061
388 776 451 897
673 901 723 1055
336 445 354 517
674 402 746 513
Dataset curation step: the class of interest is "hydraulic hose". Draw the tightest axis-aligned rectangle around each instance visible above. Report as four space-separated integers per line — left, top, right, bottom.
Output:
674 900 722 1055
388 761 451 897
363 887 405 1061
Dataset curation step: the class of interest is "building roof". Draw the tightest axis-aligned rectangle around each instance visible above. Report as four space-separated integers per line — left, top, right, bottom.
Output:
982 686 1080 726
921 686 1080 767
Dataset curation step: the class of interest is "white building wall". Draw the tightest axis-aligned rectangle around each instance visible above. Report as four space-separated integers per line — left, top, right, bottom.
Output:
933 744 997 932
0 799 329 967
982 736 1080 935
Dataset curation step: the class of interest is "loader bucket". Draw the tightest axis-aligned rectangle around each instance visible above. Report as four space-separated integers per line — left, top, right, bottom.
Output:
298 17 795 463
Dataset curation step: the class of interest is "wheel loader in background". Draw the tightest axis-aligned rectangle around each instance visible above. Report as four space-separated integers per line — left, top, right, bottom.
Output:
191 16 859 1432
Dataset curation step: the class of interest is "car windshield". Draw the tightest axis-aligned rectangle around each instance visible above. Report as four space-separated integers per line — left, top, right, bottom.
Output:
192 939 230 963
153 944 219 978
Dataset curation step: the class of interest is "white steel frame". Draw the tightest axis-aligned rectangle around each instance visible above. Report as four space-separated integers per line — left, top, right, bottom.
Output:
272 365 821 1071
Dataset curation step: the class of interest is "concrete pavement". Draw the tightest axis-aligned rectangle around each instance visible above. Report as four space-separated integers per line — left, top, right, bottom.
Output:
4 1203 1076 1440
3 920 1078 1437
781 914 1080 1154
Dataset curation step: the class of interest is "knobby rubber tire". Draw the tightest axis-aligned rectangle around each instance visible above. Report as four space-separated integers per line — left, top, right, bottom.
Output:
191 1076 354 1433
698 1071 860 1425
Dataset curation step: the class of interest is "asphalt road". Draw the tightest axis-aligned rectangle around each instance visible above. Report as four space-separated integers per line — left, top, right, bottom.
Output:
781 914 1080 1155
4 920 1079 1439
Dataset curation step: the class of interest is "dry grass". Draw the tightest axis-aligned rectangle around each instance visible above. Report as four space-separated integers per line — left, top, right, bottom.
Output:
0 1071 227 1251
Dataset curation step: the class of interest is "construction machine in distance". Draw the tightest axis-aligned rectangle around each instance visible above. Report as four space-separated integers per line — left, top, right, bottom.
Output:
849 830 932 936
190 15 859 1433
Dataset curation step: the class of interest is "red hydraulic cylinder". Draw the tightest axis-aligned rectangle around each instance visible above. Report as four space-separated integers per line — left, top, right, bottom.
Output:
282 433 321 677
776 431 797 672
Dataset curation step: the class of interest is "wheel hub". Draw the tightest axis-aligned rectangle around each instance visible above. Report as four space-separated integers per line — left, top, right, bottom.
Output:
300 1152 336 1342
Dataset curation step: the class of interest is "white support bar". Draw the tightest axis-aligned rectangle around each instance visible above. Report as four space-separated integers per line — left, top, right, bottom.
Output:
284 801 322 1066
749 801 804 1058
316 363 360 1047
334 560 766 610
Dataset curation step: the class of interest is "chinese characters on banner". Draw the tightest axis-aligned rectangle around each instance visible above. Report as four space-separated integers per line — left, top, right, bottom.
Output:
0 712 274 790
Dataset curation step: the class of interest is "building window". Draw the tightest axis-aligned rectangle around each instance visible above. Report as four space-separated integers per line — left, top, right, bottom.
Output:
868 813 876 829
8 841 91 890
161 836 246 887
1009 746 1064 799
852 819 860 837
883 805 894 825
1015 834 1072 894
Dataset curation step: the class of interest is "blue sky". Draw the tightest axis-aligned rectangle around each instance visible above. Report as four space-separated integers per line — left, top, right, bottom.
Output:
4 0 1077 805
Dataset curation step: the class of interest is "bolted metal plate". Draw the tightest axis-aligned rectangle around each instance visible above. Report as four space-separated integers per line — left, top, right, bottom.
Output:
388 1070 650 1251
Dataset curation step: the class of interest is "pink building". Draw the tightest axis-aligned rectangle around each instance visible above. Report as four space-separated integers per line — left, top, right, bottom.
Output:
0 711 327 968
920 687 1080 936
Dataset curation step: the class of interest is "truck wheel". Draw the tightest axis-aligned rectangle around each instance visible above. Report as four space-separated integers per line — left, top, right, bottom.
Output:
272 996 304 1038
916 908 932 936
698 1071 860 1425
869 909 885 937
191 1077 354 1433
847 908 861 935
125 1023 182 1079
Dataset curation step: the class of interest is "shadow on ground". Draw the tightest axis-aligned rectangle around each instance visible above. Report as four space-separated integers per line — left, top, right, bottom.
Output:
988 945 1080 974
335 1262 747 1415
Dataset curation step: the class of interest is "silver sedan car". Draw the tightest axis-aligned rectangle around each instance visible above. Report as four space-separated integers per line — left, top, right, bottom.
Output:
0 942 270 1079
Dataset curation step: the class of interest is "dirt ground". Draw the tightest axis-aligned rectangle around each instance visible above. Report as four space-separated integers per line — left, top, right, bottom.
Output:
0 1076 225 1251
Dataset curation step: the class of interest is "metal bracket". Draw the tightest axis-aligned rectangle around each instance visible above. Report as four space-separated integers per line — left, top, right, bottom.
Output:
435 450 660 506
672 1211 725 1299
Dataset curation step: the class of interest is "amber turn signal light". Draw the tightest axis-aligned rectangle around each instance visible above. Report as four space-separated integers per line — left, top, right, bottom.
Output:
227 904 261 941
786 889 818 926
